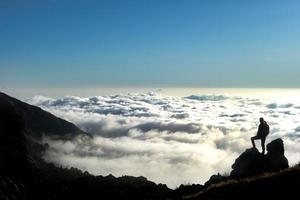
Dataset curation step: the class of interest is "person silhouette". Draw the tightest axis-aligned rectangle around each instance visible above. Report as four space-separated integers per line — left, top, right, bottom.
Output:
251 117 269 154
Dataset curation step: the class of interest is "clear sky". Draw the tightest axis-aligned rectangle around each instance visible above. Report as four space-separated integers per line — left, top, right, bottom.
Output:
1 0 300 88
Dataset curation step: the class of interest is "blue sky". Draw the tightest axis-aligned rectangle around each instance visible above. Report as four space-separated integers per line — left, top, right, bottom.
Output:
1 0 300 88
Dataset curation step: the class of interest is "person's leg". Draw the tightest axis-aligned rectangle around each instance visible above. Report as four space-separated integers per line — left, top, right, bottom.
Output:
261 137 266 154
251 137 255 148
251 136 259 148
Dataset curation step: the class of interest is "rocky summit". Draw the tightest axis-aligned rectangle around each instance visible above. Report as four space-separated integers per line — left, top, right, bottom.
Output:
231 138 289 178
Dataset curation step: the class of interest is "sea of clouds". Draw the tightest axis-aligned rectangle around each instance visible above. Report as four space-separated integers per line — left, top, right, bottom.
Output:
27 92 300 188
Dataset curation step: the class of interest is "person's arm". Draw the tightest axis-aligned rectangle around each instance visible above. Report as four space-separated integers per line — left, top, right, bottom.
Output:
257 124 262 136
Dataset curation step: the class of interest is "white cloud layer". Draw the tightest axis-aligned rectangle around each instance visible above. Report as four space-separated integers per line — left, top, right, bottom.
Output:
27 92 300 188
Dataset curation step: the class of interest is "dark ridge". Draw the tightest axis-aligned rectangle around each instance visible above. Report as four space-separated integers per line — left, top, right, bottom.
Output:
0 92 88 139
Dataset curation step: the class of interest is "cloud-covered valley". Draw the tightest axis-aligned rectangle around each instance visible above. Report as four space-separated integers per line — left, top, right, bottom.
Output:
27 93 300 188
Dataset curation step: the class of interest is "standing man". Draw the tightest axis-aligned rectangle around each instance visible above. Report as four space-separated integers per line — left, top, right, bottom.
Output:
251 118 269 154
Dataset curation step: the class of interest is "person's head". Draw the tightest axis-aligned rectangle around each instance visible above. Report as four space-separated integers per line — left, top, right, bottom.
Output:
259 117 264 124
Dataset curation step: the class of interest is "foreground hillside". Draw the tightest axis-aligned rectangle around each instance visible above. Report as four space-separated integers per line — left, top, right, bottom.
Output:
179 164 300 200
1 91 300 200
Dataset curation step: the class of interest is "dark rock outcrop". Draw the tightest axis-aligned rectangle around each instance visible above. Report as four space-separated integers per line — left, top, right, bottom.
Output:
204 173 228 187
172 184 204 199
0 176 25 200
231 138 288 178
266 139 289 170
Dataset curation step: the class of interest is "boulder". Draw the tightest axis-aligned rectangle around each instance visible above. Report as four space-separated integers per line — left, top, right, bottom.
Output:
266 139 289 170
267 138 285 155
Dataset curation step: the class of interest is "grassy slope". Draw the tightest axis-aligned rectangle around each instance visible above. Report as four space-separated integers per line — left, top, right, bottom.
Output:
182 164 300 200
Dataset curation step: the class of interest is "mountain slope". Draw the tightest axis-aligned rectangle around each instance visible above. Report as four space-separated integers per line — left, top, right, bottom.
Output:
0 92 87 138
